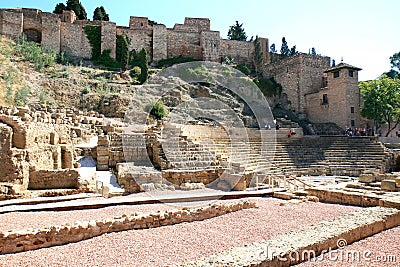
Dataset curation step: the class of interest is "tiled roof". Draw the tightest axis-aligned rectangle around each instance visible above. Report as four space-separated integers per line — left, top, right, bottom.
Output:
324 62 362 73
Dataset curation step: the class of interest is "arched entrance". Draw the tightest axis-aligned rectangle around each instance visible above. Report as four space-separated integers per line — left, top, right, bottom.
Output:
23 29 42 44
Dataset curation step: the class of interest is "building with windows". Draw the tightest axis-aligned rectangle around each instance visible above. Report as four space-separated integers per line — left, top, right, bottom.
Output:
264 54 362 130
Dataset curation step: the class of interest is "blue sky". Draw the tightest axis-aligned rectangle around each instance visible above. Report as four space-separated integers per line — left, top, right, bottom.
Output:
0 0 398 81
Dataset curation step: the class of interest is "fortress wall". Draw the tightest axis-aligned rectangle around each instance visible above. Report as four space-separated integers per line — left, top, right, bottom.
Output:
259 37 270 64
184 17 211 32
0 10 23 39
167 29 202 59
173 24 200 33
200 31 220 62
41 13 61 53
152 24 168 63
129 16 152 30
116 27 152 57
220 39 254 65
21 9 41 32
101 21 117 59
60 22 92 59
264 54 330 115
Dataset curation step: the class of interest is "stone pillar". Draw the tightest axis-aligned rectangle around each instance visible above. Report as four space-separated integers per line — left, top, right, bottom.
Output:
200 31 221 62
101 21 117 59
0 124 12 151
41 13 61 53
0 10 23 40
61 145 73 169
97 135 110 171
259 37 270 65
152 24 167 64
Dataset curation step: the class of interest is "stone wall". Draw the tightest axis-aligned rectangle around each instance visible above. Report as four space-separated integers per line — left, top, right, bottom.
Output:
305 65 361 129
41 12 61 53
200 31 220 62
101 21 117 59
60 21 92 59
0 10 23 39
28 169 80 190
263 54 331 116
167 30 202 60
184 17 211 32
0 200 256 254
129 16 152 30
220 39 254 65
116 27 152 59
0 8 269 69
0 123 12 151
97 131 150 171
0 105 103 191
152 24 168 63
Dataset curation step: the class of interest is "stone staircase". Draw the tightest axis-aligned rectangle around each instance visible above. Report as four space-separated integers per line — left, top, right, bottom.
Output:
155 124 390 190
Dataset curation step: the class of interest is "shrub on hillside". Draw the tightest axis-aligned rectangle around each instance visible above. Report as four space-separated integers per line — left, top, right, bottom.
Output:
144 101 168 120
16 38 57 71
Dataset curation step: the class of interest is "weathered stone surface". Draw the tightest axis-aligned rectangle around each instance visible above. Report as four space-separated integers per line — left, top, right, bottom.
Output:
381 180 397 192
178 207 400 267
395 177 400 188
358 174 376 183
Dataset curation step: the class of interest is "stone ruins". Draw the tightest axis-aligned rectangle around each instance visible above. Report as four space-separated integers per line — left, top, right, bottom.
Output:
0 8 362 130
0 7 399 266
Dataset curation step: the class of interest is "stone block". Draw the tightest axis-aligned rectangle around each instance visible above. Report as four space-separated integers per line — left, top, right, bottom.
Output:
395 178 400 188
381 180 397 192
274 192 296 200
97 164 109 171
358 174 376 183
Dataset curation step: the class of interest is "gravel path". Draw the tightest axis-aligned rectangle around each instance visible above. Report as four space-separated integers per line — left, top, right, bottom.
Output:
0 197 360 267
296 226 400 267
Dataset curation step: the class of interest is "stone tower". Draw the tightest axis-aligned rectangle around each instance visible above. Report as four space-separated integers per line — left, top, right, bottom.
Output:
305 62 362 129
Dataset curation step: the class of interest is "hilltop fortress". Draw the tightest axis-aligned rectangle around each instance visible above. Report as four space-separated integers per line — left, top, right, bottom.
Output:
0 8 362 130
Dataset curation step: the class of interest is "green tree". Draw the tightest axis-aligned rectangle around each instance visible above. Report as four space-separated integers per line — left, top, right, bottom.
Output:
93 6 109 21
130 48 148 84
116 35 130 71
311 47 316 55
360 75 400 136
270 43 277 53
227 21 247 41
390 52 400 73
289 45 297 56
93 7 103 21
53 3 67 14
253 36 263 74
280 37 289 56
66 0 87 20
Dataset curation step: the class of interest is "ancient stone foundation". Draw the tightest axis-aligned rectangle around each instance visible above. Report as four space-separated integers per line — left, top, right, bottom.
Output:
0 200 256 254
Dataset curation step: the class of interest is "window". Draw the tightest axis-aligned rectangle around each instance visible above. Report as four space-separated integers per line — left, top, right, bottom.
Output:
349 70 354 77
333 71 340 78
351 120 355 127
351 107 355 114
140 22 144 27
322 94 329 105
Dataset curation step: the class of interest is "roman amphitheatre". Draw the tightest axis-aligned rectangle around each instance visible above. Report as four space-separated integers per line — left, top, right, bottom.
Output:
0 6 399 267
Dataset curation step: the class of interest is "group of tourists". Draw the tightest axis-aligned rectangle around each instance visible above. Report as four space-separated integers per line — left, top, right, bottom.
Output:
345 127 370 137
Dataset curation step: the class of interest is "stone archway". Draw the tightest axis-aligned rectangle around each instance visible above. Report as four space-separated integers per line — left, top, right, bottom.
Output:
23 29 42 44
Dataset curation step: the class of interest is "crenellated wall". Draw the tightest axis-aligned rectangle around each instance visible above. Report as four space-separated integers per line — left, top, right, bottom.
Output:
0 8 264 67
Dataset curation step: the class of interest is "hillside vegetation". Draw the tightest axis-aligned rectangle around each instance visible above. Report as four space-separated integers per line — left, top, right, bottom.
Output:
0 37 138 116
